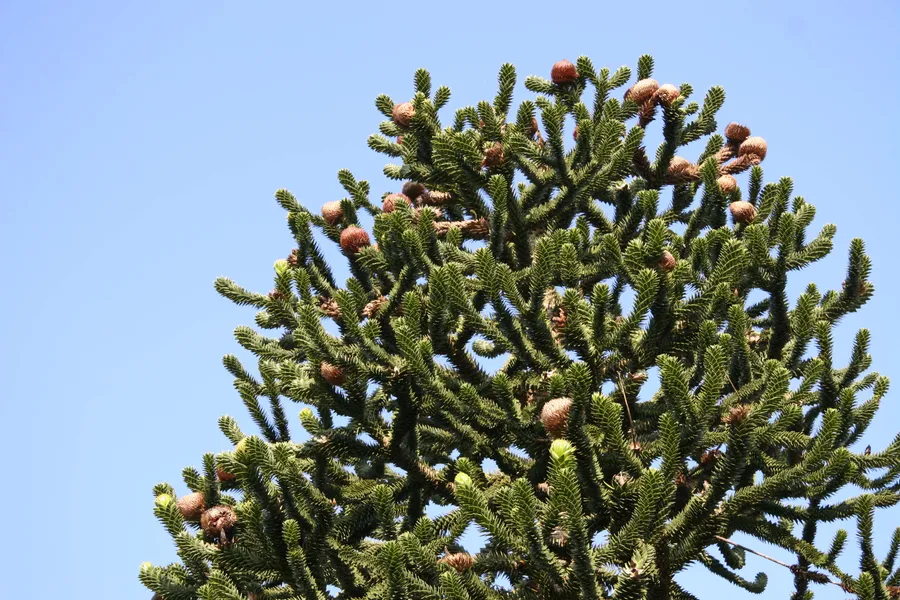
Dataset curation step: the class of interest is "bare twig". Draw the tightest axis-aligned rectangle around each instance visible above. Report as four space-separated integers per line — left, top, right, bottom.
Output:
713 535 847 591
616 373 638 449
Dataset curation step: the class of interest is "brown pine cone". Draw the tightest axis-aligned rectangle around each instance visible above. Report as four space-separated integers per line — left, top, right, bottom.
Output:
722 404 751 425
362 296 388 318
286 248 300 267
654 83 680 107
551 60 578 85
724 123 751 143
392 102 415 127
320 362 346 386
629 371 649 384
216 467 236 482
482 143 504 168
382 193 410 213
176 492 205 520
700 449 722 466
625 78 660 104
738 136 768 160
668 156 694 174
339 226 371 253
658 250 677 272
439 551 475 573
729 201 757 224
541 397 572 438
717 174 738 194
321 201 343 226
200 505 238 542
318 296 341 319
401 181 426 200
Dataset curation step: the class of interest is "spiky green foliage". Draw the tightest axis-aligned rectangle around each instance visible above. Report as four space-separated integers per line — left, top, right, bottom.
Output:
141 55 898 599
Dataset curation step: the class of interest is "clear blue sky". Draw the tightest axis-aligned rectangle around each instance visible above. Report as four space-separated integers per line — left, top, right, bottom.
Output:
1 1 898 598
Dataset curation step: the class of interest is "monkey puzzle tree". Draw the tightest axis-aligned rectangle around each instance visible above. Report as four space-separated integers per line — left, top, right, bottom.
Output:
141 55 900 600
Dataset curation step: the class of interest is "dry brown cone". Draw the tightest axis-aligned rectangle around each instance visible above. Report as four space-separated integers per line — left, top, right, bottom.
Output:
382 193 410 213
439 550 475 573
482 142 504 168
267 290 284 301
176 492 205 520
401 181 426 201
320 362 346 386
614 472 632 486
666 156 700 183
629 439 643 453
725 123 751 144
667 156 694 174
654 83 680 107
362 296 388 318
550 307 567 341
321 201 343 226
200 505 238 543
340 225 371 253
738 136 768 160
658 250 677 273
286 248 300 267
717 174 738 194
723 404 752 425
674 472 688 487
551 59 578 85
628 371 649 385
549 524 569 547
700 449 722 466
541 397 572 438
730 200 757 224
746 329 761 344
536 482 550 495
886 585 900 598
318 296 341 319
625 78 660 104
216 467 236 482
392 102 415 127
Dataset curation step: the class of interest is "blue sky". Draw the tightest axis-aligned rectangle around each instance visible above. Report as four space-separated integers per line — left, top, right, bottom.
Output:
1 1 898 598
